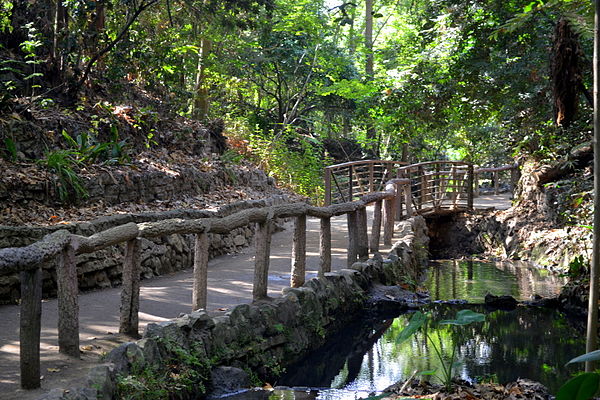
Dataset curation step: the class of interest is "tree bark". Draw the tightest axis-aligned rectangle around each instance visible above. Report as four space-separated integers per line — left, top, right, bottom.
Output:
586 0 600 372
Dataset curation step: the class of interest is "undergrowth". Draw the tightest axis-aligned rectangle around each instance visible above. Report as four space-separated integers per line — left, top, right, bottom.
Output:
116 340 210 400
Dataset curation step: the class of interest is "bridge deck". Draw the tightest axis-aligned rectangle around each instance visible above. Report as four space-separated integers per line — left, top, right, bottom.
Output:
0 193 513 399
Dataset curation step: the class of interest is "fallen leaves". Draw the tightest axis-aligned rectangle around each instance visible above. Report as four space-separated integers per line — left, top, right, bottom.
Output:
384 379 552 400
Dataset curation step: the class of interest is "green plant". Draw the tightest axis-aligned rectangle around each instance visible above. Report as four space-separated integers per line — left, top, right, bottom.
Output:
116 340 210 399
2 138 17 161
560 255 589 279
39 150 88 202
556 350 600 400
396 309 486 392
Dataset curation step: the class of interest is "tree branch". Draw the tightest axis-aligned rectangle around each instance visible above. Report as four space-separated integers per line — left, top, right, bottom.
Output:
73 0 160 93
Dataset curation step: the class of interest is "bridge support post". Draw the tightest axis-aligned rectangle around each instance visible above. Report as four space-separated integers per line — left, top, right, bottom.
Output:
357 207 369 260
291 215 306 288
474 170 480 198
383 196 395 245
20 267 42 389
347 211 358 267
370 200 382 253
192 233 209 310
57 244 80 356
120 238 141 337
253 221 272 300
319 217 331 276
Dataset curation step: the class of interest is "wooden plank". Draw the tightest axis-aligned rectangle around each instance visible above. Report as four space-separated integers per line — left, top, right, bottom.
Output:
319 217 332 277
119 238 141 337
20 267 42 389
291 215 307 288
56 245 80 357
253 221 272 300
192 233 209 310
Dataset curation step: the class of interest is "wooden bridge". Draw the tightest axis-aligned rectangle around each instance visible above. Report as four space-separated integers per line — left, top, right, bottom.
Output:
0 159 518 390
325 160 518 215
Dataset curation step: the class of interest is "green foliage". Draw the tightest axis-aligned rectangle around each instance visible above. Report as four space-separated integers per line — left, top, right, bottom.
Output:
116 340 210 400
244 127 326 203
61 128 129 165
2 137 17 162
39 150 88 203
556 350 600 400
396 310 486 391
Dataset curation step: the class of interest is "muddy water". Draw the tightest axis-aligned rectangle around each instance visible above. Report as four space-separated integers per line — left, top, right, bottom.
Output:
224 260 583 400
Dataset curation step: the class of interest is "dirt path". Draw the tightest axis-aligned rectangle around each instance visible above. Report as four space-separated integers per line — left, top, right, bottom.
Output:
0 196 511 400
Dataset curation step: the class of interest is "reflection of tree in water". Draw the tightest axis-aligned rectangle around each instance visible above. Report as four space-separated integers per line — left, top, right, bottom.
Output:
389 304 585 392
425 260 566 301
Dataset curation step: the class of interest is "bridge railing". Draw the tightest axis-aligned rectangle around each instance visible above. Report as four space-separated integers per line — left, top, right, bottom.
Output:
2 173 412 390
324 160 408 205
473 163 519 197
325 160 520 211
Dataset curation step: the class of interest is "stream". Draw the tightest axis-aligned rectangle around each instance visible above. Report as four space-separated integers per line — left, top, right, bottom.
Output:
223 260 585 400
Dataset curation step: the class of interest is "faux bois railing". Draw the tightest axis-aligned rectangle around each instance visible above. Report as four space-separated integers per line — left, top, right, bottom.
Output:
2 175 413 390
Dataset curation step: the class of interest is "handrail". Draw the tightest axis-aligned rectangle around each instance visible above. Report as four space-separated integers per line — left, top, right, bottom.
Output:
4 172 413 390
324 160 519 206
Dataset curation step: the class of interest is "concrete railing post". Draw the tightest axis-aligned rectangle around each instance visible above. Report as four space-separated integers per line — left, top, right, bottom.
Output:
357 207 369 261
192 232 209 310
20 267 42 389
120 238 141 337
319 217 332 276
369 200 383 253
57 244 80 356
291 215 307 288
253 221 272 300
324 168 332 206
347 211 358 268
383 196 395 245
404 184 413 217
494 170 499 195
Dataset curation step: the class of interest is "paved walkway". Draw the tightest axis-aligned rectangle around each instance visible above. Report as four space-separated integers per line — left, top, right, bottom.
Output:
0 195 512 399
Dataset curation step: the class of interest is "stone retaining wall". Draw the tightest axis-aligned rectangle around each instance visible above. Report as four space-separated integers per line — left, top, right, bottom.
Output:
0 196 291 304
38 216 429 400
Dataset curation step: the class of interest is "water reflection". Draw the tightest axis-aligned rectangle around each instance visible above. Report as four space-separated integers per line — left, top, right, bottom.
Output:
425 260 566 302
227 261 580 400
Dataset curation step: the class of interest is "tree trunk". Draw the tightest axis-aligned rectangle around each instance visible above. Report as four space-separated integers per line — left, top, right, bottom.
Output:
193 36 212 120
364 0 377 153
586 0 600 372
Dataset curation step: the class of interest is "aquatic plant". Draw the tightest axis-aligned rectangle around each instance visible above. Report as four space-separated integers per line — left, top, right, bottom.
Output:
395 309 485 391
